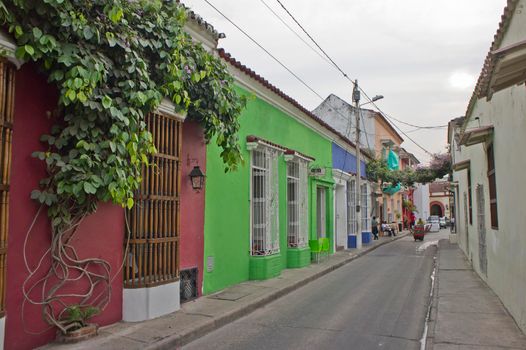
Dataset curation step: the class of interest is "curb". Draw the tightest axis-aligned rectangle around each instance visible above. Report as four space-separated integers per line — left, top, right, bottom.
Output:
148 232 410 349
425 244 441 350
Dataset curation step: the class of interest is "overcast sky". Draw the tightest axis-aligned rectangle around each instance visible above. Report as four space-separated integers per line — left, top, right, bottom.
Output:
182 0 507 163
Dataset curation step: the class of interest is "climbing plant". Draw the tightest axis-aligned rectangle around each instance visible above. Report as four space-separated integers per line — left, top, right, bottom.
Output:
366 153 451 187
1 0 246 334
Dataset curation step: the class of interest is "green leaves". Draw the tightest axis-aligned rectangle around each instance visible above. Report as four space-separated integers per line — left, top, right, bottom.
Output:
82 26 93 40
105 32 117 47
32 27 43 39
83 182 97 194
108 6 124 24
366 153 452 187
5 0 245 232
102 95 112 109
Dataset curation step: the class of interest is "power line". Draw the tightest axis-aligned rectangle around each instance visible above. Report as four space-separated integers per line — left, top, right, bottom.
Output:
358 88 433 155
273 0 448 132
377 111 448 130
202 0 433 157
258 0 332 66
274 0 351 80
202 0 323 100
202 1 360 153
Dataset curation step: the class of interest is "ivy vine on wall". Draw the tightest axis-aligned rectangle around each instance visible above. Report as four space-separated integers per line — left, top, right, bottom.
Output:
1 0 246 333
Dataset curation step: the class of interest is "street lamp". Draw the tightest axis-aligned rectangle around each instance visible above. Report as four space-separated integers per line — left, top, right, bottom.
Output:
189 166 205 191
359 95 384 107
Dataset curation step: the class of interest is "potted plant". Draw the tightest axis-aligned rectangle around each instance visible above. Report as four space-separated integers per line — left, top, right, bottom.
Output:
56 305 99 343
395 211 403 231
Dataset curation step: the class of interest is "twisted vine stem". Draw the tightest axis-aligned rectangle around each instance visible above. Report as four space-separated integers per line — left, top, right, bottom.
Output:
3 0 246 333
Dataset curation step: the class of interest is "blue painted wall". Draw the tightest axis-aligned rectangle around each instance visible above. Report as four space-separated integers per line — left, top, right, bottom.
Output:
332 143 366 177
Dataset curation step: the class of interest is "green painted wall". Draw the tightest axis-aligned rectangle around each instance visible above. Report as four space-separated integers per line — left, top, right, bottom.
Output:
203 86 334 294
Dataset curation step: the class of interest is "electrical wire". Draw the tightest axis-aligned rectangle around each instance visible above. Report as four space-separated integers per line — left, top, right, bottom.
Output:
273 0 448 132
202 0 432 159
358 87 434 155
274 0 350 80
258 0 332 66
202 0 324 100
202 0 372 183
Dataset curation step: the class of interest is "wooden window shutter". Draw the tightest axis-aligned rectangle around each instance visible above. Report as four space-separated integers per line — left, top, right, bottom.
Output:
487 144 498 229
0 61 15 315
124 111 182 288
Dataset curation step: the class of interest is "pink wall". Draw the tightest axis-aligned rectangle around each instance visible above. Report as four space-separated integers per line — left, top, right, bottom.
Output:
180 120 206 297
5 65 124 350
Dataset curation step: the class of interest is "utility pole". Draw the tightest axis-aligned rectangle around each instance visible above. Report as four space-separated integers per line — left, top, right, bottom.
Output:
353 80 362 249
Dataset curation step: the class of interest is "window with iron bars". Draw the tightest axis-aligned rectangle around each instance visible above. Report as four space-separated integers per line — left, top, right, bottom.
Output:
347 179 357 235
0 60 15 316
251 146 280 256
287 159 308 248
361 183 369 231
124 111 181 288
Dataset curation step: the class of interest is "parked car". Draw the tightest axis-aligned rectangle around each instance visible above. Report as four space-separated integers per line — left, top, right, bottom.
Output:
439 217 447 228
427 216 440 232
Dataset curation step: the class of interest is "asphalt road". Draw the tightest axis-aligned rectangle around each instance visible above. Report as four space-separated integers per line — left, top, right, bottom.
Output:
184 232 446 350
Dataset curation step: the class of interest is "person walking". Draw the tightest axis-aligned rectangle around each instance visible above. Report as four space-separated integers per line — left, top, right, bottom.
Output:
371 216 379 240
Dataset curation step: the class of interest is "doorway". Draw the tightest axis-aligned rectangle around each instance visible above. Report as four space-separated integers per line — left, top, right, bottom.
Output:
430 203 444 217
334 184 346 250
316 187 327 239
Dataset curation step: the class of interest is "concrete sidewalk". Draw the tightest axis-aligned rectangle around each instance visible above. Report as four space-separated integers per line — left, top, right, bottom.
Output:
41 233 408 350
426 240 526 349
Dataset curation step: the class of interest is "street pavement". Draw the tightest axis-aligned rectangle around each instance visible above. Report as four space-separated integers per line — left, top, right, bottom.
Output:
41 229 526 350
184 232 442 350
41 233 407 350
426 239 526 349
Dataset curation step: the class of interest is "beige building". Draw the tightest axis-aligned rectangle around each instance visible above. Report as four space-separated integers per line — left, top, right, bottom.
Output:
428 181 451 218
371 110 405 225
449 0 526 333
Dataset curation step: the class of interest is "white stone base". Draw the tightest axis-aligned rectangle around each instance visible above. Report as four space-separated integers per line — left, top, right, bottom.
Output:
449 234 458 244
356 232 363 249
123 281 180 322
0 316 5 350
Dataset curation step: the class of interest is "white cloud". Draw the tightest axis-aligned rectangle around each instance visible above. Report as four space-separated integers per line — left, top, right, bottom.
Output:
448 71 477 90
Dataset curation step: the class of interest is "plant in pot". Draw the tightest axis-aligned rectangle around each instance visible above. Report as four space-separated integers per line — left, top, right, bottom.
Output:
395 211 403 231
56 305 100 343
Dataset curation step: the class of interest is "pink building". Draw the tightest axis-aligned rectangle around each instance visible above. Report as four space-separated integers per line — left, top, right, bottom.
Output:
0 13 216 348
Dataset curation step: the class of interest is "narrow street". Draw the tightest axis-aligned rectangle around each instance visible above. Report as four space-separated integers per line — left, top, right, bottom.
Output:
184 231 449 350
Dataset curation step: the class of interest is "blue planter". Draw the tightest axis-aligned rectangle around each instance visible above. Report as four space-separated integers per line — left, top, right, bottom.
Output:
362 231 372 244
347 234 357 249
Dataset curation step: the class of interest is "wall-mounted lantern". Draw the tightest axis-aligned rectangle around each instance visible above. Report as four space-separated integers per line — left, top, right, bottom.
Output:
189 166 205 191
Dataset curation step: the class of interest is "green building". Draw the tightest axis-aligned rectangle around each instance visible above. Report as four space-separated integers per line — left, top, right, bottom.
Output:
202 50 358 294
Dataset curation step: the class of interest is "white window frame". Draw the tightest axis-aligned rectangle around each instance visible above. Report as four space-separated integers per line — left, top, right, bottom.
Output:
347 179 357 235
316 186 327 238
361 183 369 231
286 158 309 248
250 145 280 256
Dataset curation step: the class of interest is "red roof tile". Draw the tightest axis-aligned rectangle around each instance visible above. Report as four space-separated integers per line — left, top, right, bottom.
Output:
465 0 519 121
218 49 372 160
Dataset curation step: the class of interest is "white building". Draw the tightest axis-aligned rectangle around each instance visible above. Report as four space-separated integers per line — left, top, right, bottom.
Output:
413 183 430 223
312 94 377 154
449 0 526 334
